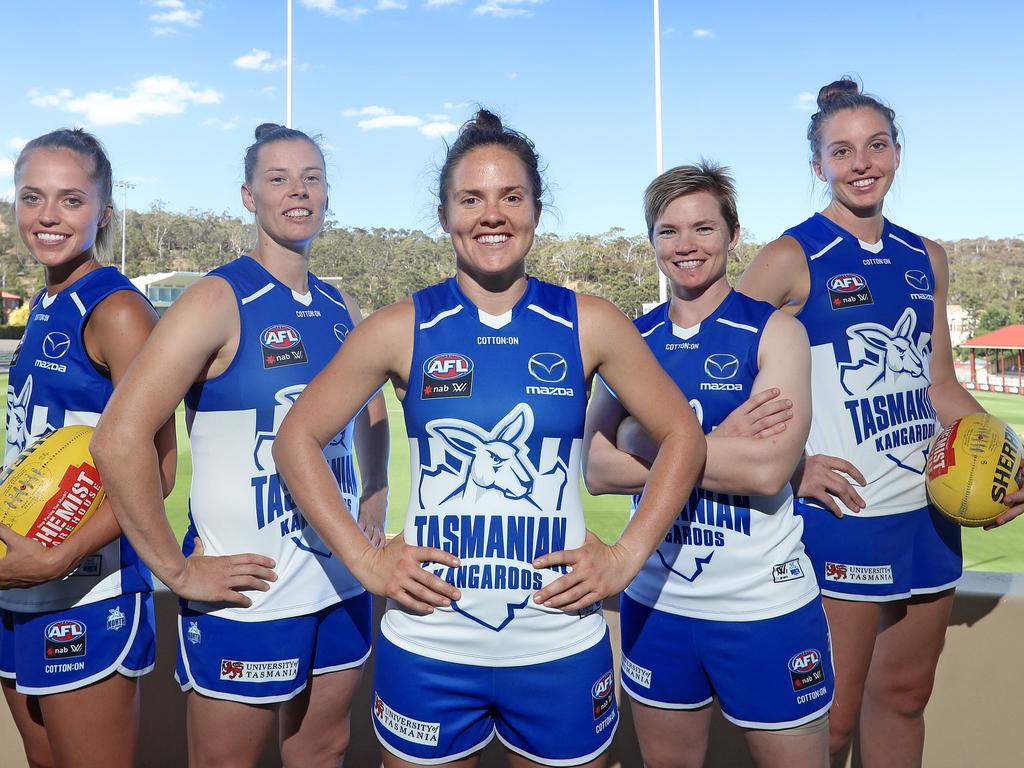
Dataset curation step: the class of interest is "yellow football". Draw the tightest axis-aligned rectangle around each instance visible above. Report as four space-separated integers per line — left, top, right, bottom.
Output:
926 413 1023 527
0 425 105 556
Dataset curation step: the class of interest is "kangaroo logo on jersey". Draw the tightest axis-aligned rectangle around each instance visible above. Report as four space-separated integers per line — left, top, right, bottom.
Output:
839 308 929 396
4 376 57 467
44 619 87 659
415 403 571 632
260 325 308 369
42 332 71 359
528 352 568 383
828 273 874 309
905 270 930 291
421 353 473 399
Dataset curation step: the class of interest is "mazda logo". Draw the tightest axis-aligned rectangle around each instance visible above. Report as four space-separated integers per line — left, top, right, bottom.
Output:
528 352 567 383
904 270 930 291
43 332 71 360
704 354 739 380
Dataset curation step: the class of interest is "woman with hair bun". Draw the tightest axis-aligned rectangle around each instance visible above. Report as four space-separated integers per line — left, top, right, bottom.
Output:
92 123 389 767
737 78 1024 766
274 108 706 768
1 128 175 768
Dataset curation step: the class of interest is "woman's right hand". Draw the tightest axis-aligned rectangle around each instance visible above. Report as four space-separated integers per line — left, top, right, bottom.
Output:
352 536 461 614
794 454 867 517
716 388 794 438
170 537 278 607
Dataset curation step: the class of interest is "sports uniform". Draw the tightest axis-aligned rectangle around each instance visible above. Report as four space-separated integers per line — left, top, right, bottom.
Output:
785 213 961 600
174 256 371 704
0 267 156 694
618 290 832 729
373 277 616 765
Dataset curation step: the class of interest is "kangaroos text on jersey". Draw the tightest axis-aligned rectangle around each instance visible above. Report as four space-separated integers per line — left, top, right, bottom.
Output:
624 291 818 621
786 214 938 517
383 277 605 667
184 257 364 621
2 267 151 613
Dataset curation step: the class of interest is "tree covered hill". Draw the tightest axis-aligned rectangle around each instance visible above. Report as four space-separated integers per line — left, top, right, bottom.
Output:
1 201 1021 331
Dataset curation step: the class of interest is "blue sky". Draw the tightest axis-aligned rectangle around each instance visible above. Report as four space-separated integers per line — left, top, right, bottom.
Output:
2 0 1021 244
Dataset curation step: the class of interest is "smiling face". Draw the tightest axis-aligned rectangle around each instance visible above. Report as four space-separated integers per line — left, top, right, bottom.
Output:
15 147 111 274
812 106 901 216
241 138 327 253
653 190 738 299
438 144 540 285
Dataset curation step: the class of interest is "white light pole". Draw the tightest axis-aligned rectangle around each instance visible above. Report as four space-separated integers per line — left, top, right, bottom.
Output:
653 0 667 303
113 180 136 275
286 0 293 127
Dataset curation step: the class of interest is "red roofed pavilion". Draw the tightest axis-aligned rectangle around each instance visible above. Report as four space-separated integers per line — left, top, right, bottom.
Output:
959 325 1024 394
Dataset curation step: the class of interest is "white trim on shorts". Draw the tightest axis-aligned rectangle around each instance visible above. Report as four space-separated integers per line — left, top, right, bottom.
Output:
820 588 912 603
175 613 309 705
910 578 961 597
312 645 371 676
0 669 15 679
16 592 144 696
373 720 494 766
495 720 618 767
621 682 714 711
720 696 833 731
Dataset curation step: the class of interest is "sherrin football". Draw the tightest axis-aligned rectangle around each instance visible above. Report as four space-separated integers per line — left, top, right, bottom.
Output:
925 413 1023 527
0 425 105 557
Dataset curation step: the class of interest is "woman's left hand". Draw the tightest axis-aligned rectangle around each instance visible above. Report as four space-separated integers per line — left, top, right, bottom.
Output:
0 525 71 588
986 489 1024 529
531 531 642 612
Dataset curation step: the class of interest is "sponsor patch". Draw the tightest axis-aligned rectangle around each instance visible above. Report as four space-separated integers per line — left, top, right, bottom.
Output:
260 325 308 369
595 708 617 735
824 561 894 584
72 555 102 577
622 656 652 689
45 619 87 660
43 332 72 359
106 606 126 631
591 670 615 719
187 621 202 646
421 353 473 400
528 352 568 383
704 353 739 380
905 270 930 291
333 323 349 342
219 658 300 682
789 648 825 691
772 558 805 583
373 693 440 746
827 273 873 309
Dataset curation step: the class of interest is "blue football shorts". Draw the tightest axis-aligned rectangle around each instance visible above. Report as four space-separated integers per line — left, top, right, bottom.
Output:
795 501 962 601
619 593 834 730
175 590 372 704
0 591 155 695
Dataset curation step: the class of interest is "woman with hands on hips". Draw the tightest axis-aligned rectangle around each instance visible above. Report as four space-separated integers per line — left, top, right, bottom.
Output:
92 123 389 768
274 109 705 768
585 162 831 768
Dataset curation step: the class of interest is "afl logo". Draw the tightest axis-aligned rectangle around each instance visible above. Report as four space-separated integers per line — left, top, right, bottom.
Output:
789 649 821 674
592 671 614 699
528 352 568 383
261 326 301 350
704 353 739 380
43 332 71 359
333 323 349 342
828 274 867 293
45 620 86 644
424 353 473 381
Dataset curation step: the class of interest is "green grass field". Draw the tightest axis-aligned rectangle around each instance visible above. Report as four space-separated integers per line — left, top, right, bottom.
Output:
3 374 1021 571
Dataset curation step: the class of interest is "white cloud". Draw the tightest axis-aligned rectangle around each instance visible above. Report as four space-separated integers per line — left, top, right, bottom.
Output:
9 138 28 151
149 0 202 35
473 0 542 18
151 26 176 36
443 101 470 110
794 92 817 111
426 113 450 121
259 86 277 97
424 0 460 7
152 8 201 25
234 49 285 72
376 0 407 8
692 28 715 38
358 114 423 130
153 0 185 7
202 116 240 131
342 105 393 117
29 76 222 126
300 0 370 20
419 121 457 138
0 157 14 177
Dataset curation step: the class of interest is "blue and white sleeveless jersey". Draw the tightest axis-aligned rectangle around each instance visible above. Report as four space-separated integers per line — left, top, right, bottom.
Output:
2 267 151 612
381 277 605 666
185 256 363 621
624 291 817 621
786 214 937 517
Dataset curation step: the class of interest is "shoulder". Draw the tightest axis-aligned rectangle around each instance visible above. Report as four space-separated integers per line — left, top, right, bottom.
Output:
763 308 808 345
755 234 806 266
576 292 626 321
89 289 158 336
356 298 414 337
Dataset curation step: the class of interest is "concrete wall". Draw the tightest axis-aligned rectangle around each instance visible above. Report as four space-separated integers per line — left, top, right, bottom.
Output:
2 573 1021 767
